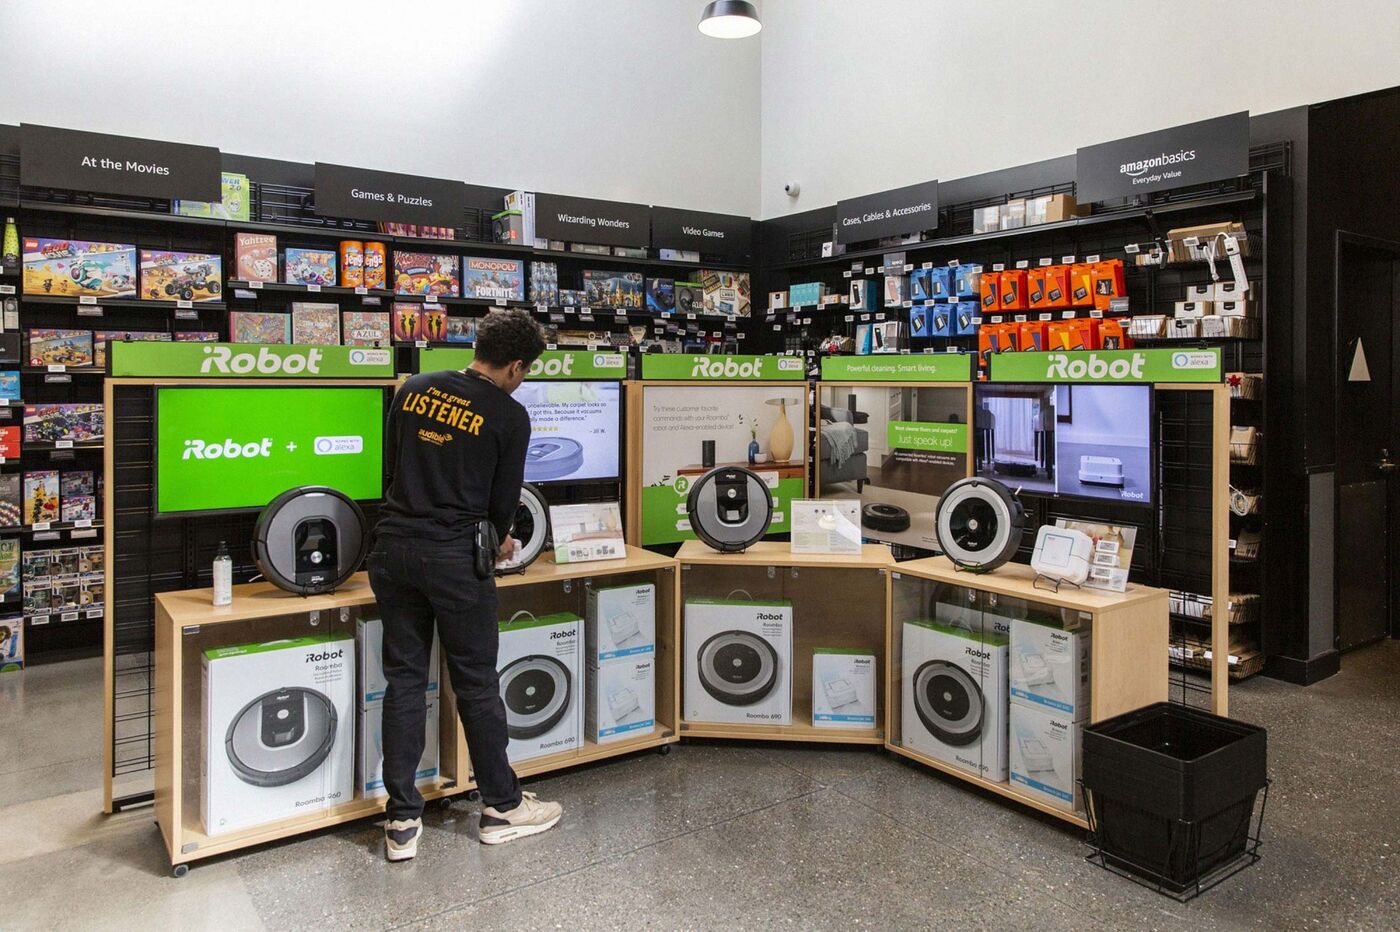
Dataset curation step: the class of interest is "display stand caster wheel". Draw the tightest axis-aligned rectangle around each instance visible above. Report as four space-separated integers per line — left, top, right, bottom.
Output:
657 744 672 756
439 796 454 810
467 789 481 803
171 864 189 879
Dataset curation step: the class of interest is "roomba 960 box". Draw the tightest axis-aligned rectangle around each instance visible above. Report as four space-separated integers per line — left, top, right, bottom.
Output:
684 598 792 725
586 583 657 744
497 612 582 763
202 633 356 836
811 648 877 729
900 619 1008 781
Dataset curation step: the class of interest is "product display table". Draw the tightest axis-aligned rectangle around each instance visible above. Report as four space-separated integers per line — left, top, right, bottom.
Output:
676 540 894 745
887 556 1169 829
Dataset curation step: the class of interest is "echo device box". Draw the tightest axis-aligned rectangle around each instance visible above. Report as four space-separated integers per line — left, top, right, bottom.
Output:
1010 702 1083 812
497 612 582 763
359 697 440 799
901 619 1008 781
1010 616 1091 721
357 615 440 706
202 633 355 836
586 582 657 743
811 649 876 729
684 598 792 726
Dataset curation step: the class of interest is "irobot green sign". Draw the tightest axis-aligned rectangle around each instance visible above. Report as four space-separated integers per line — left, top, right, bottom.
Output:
641 354 805 380
110 342 395 378
990 348 1221 383
418 348 626 379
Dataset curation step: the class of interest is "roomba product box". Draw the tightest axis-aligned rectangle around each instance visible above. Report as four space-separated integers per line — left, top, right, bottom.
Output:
586 582 657 743
202 633 355 836
1009 702 1082 812
358 697 441 798
497 612 582 763
586 582 656 656
811 649 877 730
357 615 440 706
900 620 1008 781
684 598 792 726
1010 617 1091 721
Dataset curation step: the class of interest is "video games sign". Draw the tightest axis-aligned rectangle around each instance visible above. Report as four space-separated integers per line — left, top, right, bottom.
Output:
315 163 467 228
651 206 751 260
20 124 221 201
1075 112 1249 203
535 193 650 247
835 179 939 245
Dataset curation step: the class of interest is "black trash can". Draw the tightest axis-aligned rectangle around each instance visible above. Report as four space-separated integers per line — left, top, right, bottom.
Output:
1082 702 1267 896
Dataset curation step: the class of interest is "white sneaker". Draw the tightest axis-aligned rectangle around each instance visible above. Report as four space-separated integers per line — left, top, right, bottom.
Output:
478 791 562 845
384 818 422 862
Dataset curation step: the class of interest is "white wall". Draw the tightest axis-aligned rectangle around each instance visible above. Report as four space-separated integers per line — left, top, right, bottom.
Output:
0 0 761 216
759 0 1400 218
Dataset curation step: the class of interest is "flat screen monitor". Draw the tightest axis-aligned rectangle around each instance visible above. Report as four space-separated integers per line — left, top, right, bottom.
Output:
973 383 1152 506
155 386 386 516
517 380 622 484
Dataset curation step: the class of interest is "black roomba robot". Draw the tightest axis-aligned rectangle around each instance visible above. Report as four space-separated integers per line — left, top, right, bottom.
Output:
934 477 1026 572
225 686 338 787
686 466 774 553
697 630 779 706
496 483 549 575
911 660 984 746
862 502 911 533
499 655 571 739
525 437 584 481
253 486 368 595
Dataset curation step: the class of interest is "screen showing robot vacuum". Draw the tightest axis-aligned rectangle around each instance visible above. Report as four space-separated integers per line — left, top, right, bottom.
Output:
155 386 386 515
516 380 621 484
973 383 1151 505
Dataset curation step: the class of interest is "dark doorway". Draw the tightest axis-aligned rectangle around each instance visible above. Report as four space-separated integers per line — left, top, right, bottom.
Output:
1334 233 1400 651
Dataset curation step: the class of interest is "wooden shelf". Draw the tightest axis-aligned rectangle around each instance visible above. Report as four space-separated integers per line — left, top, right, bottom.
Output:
893 555 1167 613
676 539 894 570
513 726 680 780
680 718 882 746
885 742 1088 829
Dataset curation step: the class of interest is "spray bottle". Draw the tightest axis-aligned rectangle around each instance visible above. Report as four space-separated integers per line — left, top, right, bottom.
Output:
212 540 232 607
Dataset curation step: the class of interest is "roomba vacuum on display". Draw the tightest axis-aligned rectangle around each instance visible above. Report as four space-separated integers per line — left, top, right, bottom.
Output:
526 437 585 481
497 483 548 574
499 655 571 739
934 477 1026 572
252 486 367 595
911 660 984 746
686 466 773 553
697 630 780 705
225 686 338 787
862 502 911 533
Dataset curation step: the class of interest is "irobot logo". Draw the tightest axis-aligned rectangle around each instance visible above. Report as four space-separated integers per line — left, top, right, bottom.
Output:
530 355 574 377
182 438 272 460
200 346 323 375
691 356 763 379
1044 352 1145 381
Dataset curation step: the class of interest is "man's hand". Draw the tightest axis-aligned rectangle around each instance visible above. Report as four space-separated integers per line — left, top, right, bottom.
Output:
498 535 518 561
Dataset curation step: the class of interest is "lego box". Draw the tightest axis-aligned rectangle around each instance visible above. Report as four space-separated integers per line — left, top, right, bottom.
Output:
23 238 137 299
139 251 223 302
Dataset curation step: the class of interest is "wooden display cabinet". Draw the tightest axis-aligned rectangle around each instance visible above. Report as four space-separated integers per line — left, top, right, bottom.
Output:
675 541 893 745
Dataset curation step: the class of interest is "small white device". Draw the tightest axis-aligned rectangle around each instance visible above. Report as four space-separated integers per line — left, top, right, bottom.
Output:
606 686 640 721
822 676 859 709
1016 731 1056 773
606 611 641 647
1014 644 1055 687
1078 455 1125 486
1031 526 1093 586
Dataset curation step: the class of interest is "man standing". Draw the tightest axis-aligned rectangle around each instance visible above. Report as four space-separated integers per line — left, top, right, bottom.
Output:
369 309 561 861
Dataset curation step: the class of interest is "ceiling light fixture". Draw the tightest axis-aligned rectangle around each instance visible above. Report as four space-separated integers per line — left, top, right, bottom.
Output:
699 1 761 39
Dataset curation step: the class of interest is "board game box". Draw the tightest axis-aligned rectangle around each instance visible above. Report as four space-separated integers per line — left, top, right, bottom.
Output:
234 232 278 283
393 253 460 297
173 331 219 342
583 270 644 308
23 404 104 444
646 278 676 314
22 238 137 299
173 172 251 221
62 494 96 523
0 539 18 598
423 308 449 343
529 262 559 305
463 257 524 301
391 303 423 342
0 426 19 459
696 270 751 318
445 316 476 343
341 311 390 347
139 251 223 302
62 470 95 497
28 329 94 367
284 247 337 286
0 475 19 528
23 471 59 525
229 311 291 344
291 302 341 345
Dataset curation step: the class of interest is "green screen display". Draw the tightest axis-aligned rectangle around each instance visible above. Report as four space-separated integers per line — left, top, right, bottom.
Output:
156 387 385 515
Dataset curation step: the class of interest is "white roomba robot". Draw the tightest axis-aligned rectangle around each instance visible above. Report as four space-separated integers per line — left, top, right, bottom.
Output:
911 659 984 747
499 655 571 739
225 686 338 787
252 486 368 595
687 466 774 553
934 477 1026 572
1078 454 1125 487
496 483 549 575
697 630 780 705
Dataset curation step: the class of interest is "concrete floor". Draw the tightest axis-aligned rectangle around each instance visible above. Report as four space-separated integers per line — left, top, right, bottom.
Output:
1 643 1397 930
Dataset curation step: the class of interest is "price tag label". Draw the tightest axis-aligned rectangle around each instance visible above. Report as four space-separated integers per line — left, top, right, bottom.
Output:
580 313 594 322
86 608 104 619
248 279 264 289
47 364 66 373
75 518 93 529
1061 255 1076 264
990 316 1003 324
1038 313 1052 321
307 284 322 293
903 263 914 273
61 611 79 623
773 324 782 331
864 267 874 275
56 440 73 449
801 318 812 326
922 261 933 269
1014 315 1027 323
1086 254 1101 263
736 332 746 340
1062 311 1077 319
1109 297 1130 314
992 263 1005 272
45 374 72 384
1016 260 1029 270
177 299 193 309
414 340 428 348
1090 309 1104 319
77 306 103 317
687 313 697 320
495 297 507 306
33 521 52 531
1038 258 1053 267
79 295 97 305
844 315 854 322
175 309 197 320
1124 243 1142 255
355 286 368 295
876 266 885 274
843 270 853 278
948 259 960 267
547 342 558 350
902 301 912 308
876 313 886 321
0 285 14 295
30 615 49 626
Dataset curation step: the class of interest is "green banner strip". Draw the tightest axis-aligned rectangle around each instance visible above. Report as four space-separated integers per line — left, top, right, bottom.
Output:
418 348 626 379
641 354 806 380
820 354 972 382
989 348 1222 383
110 342 395 378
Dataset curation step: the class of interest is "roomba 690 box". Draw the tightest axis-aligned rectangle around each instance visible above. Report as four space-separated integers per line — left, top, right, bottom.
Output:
900 620 1008 781
586 582 656 743
498 612 582 763
811 648 877 729
358 697 441 798
357 615 440 706
684 598 792 726
202 633 356 836
1009 616 1090 721
1009 702 1082 812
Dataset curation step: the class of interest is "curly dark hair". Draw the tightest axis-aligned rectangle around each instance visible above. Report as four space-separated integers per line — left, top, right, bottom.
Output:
474 309 547 367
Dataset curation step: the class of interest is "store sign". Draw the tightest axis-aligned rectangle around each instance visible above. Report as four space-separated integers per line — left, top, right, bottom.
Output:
19 123 221 201
888 421 968 454
820 355 971 382
990 348 1222 383
314 162 467 227
650 206 751 259
418 348 626 379
1075 112 1250 203
835 179 939 245
535 193 650 247
641 354 805 381
109 342 395 378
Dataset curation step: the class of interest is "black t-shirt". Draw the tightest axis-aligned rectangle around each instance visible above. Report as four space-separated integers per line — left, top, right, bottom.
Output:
376 368 531 543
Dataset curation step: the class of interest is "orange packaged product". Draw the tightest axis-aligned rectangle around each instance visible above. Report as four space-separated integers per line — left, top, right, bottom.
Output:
1047 318 1100 351
362 241 388 290
1098 318 1133 350
978 322 1014 366
1091 259 1126 311
1027 267 1050 310
980 271 1001 312
339 240 364 288
1042 264 1071 308
999 269 1028 311
1018 319 1049 352
1069 263 1096 308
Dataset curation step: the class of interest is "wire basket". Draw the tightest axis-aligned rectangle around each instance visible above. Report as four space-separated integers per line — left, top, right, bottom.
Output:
1233 530 1262 561
1203 593 1261 626
1129 315 1168 339
1230 426 1259 464
1169 590 1211 620
1229 486 1262 516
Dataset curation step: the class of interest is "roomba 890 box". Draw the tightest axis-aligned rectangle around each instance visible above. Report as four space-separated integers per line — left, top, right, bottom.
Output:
684 598 792 725
586 583 657 743
811 649 877 729
359 697 440 798
900 619 1008 781
497 612 583 763
202 633 356 836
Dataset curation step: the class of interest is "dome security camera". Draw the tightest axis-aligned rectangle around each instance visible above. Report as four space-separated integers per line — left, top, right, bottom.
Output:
784 181 800 198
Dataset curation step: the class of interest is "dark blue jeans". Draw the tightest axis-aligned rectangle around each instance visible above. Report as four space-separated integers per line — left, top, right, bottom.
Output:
366 535 522 821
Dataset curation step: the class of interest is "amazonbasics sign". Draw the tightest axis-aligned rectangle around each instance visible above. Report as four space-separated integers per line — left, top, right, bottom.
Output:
641 354 805 380
418 349 626 380
1075 112 1249 203
835 179 939 245
109 342 395 378
990 348 1222 383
